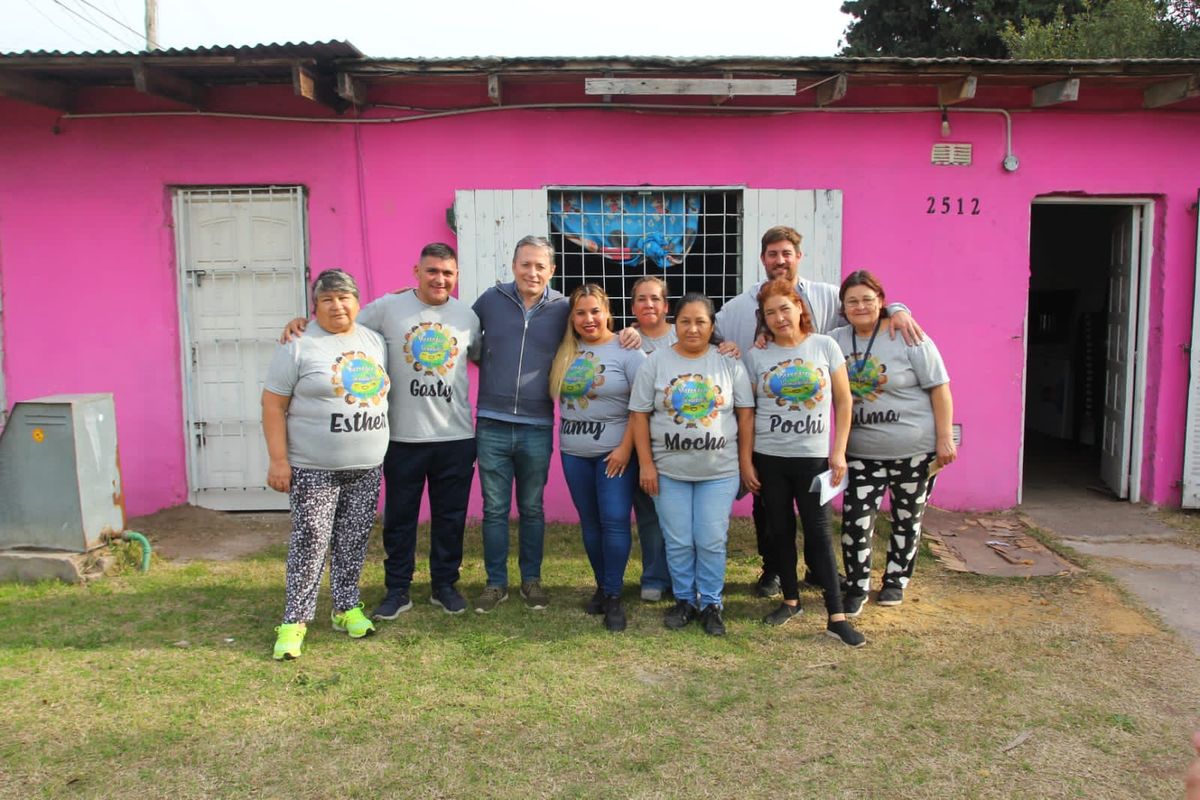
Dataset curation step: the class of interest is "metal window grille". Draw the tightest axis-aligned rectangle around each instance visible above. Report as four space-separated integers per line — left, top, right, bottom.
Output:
549 188 744 328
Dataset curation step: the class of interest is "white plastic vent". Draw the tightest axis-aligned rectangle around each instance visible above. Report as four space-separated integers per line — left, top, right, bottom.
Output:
931 143 973 166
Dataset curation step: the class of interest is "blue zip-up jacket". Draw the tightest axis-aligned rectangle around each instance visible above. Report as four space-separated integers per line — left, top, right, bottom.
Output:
472 281 569 422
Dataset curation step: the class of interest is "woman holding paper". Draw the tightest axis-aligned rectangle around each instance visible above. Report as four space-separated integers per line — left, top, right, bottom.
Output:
830 271 955 616
740 278 862 647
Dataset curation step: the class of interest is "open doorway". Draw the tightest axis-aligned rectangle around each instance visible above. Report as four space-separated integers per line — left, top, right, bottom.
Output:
1022 200 1149 503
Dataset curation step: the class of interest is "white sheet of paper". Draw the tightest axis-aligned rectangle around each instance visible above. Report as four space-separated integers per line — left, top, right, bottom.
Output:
809 469 849 505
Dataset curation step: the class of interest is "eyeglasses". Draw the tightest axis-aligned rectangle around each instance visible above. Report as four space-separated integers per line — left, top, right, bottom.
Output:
844 296 880 308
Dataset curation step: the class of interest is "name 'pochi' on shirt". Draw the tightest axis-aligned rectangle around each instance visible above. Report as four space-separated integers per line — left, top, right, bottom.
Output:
743 334 846 460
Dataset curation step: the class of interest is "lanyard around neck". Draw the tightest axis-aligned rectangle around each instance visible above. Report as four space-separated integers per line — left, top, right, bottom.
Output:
850 317 883 372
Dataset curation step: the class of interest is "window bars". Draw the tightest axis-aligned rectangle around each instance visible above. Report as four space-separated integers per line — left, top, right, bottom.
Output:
549 189 744 328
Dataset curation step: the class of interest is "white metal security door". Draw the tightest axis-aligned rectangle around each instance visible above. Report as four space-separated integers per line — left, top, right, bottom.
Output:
175 187 307 510
1100 207 1141 498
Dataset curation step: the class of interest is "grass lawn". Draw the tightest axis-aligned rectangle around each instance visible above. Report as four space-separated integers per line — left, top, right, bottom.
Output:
1 517 1198 799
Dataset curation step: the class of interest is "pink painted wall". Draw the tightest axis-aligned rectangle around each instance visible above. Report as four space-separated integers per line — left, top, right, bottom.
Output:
2 95 1198 518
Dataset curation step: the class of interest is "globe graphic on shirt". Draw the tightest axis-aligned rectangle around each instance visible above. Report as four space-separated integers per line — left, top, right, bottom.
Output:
340 354 387 403
668 376 717 423
561 356 597 400
766 360 821 406
410 327 452 370
848 356 888 401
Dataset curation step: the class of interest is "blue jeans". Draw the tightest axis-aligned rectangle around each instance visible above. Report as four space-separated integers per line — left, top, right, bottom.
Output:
560 452 636 596
476 417 553 586
381 438 477 595
653 474 739 609
633 488 670 592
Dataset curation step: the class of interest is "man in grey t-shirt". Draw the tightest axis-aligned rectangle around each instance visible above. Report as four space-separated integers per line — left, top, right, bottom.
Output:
283 243 481 617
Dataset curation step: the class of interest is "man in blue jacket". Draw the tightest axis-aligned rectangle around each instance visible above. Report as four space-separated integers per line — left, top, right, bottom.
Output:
471 236 570 612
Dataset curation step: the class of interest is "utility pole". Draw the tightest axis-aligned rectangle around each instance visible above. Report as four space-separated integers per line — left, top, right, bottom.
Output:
145 0 159 51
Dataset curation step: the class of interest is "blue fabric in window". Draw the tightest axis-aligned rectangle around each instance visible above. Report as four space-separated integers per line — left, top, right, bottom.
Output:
549 191 700 269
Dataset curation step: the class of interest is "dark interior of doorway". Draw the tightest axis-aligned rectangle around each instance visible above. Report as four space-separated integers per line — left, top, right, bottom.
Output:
1024 204 1124 496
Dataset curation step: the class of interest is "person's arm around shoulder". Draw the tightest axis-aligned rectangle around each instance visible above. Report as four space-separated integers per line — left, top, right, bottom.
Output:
279 317 309 344
617 325 642 350
262 390 292 493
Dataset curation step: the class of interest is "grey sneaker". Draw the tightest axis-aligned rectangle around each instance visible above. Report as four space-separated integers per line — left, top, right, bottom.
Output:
842 592 868 618
763 602 803 626
826 619 867 648
754 572 782 598
640 586 664 602
431 585 467 615
876 586 904 607
371 593 413 620
474 585 508 614
520 580 549 610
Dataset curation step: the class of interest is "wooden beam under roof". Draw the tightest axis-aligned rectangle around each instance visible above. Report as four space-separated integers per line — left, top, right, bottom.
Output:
584 77 797 96
938 75 977 106
1032 78 1080 107
816 73 847 106
336 72 366 105
1144 74 1200 108
292 62 348 112
133 63 204 108
0 71 74 111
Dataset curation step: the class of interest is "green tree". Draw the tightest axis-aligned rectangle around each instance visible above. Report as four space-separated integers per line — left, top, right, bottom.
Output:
839 0 1088 57
1002 0 1200 57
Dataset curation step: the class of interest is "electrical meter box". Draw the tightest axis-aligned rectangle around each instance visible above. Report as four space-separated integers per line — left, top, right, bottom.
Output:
0 394 125 552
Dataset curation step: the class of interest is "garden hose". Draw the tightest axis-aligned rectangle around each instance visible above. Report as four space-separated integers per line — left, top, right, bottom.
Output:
119 530 152 573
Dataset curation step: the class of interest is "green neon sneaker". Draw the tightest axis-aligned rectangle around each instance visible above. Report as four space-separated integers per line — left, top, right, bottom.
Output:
331 604 376 638
273 622 306 660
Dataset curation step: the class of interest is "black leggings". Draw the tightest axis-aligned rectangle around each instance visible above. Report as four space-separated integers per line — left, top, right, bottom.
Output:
753 452 843 615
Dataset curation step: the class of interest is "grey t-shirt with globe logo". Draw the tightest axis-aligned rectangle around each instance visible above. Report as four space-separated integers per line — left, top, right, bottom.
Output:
557 339 647 458
743 335 846 459
629 345 754 481
264 324 391 470
356 290 481 443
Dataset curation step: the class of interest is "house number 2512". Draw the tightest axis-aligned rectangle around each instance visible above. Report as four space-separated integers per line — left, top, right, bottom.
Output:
926 196 981 215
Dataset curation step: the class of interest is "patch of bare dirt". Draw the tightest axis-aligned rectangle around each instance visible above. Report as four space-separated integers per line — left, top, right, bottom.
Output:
127 504 290 562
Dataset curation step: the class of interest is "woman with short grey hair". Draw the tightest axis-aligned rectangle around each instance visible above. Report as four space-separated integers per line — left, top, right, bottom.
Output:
263 268 391 660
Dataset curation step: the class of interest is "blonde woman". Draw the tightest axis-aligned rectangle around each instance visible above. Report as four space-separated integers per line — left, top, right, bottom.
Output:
550 284 647 631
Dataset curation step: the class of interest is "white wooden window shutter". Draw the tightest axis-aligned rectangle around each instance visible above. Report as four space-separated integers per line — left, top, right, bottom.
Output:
453 190 549 305
742 189 843 289
1181 188 1200 506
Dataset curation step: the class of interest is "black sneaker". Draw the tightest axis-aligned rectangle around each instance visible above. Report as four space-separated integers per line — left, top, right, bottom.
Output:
430 585 467 615
826 619 866 648
754 572 782 599
842 592 867 618
603 595 627 632
699 604 726 636
763 602 803 626
371 593 413 620
585 587 605 615
877 586 904 607
663 600 697 630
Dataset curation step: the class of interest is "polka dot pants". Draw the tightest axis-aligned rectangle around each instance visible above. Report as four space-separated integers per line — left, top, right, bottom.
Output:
282 466 382 624
841 453 938 596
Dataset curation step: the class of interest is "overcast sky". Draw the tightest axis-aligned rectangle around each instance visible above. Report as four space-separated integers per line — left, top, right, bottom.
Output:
4 0 853 58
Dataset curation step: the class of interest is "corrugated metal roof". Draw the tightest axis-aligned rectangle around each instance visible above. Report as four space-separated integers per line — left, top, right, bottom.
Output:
0 40 362 60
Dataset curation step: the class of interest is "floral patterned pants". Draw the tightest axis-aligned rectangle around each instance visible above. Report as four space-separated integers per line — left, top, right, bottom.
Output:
282 466 382 624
